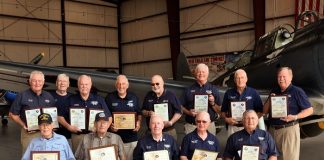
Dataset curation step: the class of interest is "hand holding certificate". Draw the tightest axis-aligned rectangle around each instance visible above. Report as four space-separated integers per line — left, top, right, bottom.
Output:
241 145 259 160
194 95 209 112
270 95 288 118
192 149 218 160
88 145 117 160
25 108 41 131
230 101 246 122
154 103 169 121
144 150 169 160
113 112 136 129
70 108 86 130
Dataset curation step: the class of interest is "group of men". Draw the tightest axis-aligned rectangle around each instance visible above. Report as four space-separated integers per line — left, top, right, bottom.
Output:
9 63 313 160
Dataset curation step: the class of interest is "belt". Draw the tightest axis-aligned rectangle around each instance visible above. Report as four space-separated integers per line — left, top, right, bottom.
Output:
271 121 298 130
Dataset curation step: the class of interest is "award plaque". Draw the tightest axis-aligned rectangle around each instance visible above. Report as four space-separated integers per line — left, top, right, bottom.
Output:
88 109 104 131
113 112 136 129
241 145 259 160
194 94 209 112
270 95 288 118
143 150 169 160
153 103 169 121
192 149 218 160
88 145 117 160
25 108 41 131
230 101 246 122
31 151 60 160
70 108 86 130
42 107 59 128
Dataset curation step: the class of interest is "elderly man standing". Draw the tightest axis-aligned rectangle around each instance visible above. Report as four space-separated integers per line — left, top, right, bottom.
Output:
106 75 142 160
181 63 222 135
180 111 221 160
142 75 182 140
75 112 126 160
264 67 313 160
221 69 264 136
223 110 278 160
9 70 55 153
22 113 75 160
133 115 179 160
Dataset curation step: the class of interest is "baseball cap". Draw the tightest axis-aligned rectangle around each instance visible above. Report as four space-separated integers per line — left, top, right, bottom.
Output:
38 113 53 125
95 112 109 122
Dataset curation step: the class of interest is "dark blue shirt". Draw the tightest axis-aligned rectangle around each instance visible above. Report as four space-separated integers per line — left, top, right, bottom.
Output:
181 82 221 124
180 129 220 159
106 91 141 143
224 128 278 160
10 89 55 124
269 84 311 125
133 133 179 160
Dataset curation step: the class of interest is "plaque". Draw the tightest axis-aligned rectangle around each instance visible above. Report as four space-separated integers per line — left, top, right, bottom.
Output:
25 108 41 131
192 149 218 160
194 95 209 112
270 95 288 118
230 101 246 122
42 107 59 128
88 109 104 131
241 145 259 160
143 150 169 160
113 112 136 129
70 108 86 130
31 151 60 160
153 103 169 121
88 145 117 160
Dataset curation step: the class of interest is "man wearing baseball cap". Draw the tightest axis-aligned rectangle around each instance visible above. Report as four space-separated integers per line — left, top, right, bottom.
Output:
22 113 75 160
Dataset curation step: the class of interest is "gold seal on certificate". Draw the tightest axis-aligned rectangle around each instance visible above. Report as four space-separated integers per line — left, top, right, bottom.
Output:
42 107 59 128
230 101 246 122
270 95 288 118
70 108 86 130
154 103 169 121
194 95 209 112
25 108 41 131
31 151 60 160
113 112 136 129
89 145 117 160
88 109 104 131
192 149 218 160
143 150 169 160
241 145 259 160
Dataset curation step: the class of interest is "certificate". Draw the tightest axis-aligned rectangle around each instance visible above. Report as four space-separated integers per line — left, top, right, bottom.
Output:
113 112 136 129
194 95 208 112
88 145 117 160
241 145 259 160
88 109 104 131
42 107 59 128
154 103 169 121
70 108 86 130
25 108 41 131
143 150 169 160
270 95 288 118
230 101 246 122
31 151 60 160
192 149 218 160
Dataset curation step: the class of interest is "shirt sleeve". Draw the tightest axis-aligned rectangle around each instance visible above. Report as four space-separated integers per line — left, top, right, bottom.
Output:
9 92 22 114
117 136 126 159
171 138 180 160
295 87 312 109
266 132 279 157
223 135 236 159
74 138 85 160
21 141 33 160
170 91 182 114
180 135 190 157
132 140 144 160
212 86 222 106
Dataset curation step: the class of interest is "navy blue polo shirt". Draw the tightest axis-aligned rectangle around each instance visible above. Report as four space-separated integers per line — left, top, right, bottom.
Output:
268 84 311 125
10 89 55 124
142 90 182 129
133 133 179 160
221 86 263 115
106 91 141 143
180 129 220 159
181 82 222 124
224 128 278 160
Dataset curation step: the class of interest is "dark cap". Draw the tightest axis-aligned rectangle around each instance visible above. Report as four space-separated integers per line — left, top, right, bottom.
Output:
95 112 109 122
38 113 53 125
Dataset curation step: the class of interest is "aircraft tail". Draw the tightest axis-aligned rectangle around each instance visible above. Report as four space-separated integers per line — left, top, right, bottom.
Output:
176 52 195 81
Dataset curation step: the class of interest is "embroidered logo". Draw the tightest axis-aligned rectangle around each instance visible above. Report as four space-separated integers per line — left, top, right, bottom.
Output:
91 101 98 105
45 99 50 103
28 99 33 102
162 100 168 103
146 145 151 149
164 144 170 148
246 96 252 100
207 140 214 145
258 137 265 141
112 103 118 107
127 100 134 107
148 99 153 103
191 140 198 144
238 138 243 142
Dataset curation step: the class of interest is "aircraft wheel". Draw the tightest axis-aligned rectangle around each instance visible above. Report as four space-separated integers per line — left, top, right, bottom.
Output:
2 119 8 125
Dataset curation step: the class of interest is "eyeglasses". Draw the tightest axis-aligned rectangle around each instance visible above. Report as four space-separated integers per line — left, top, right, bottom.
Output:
151 83 160 86
196 120 208 124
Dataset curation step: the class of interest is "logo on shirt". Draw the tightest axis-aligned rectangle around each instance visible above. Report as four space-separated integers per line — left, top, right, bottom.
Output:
258 137 265 141
207 140 214 145
162 100 168 103
229 96 236 100
191 140 198 144
112 103 118 107
191 90 195 93
28 99 33 102
246 96 252 100
287 94 291 98
127 101 134 107
206 90 212 94
238 138 243 142
73 104 80 107
148 99 153 103
45 99 50 103
146 145 152 149
91 101 98 105
164 144 170 148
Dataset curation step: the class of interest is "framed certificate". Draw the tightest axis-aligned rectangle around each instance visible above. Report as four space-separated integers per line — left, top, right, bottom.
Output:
88 145 117 160
270 95 288 118
241 145 259 160
42 107 59 128
70 108 86 130
143 150 169 160
113 112 136 129
230 101 246 122
192 149 218 160
153 103 169 121
31 151 60 160
194 94 208 112
25 108 41 131
88 109 104 131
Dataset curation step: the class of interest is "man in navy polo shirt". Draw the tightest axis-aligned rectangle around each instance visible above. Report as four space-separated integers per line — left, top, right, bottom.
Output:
180 111 220 160
9 70 55 153
223 110 278 160
181 63 221 135
221 69 264 136
57 75 112 152
263 67 313 160
105 75 142 160
142 74 182 140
